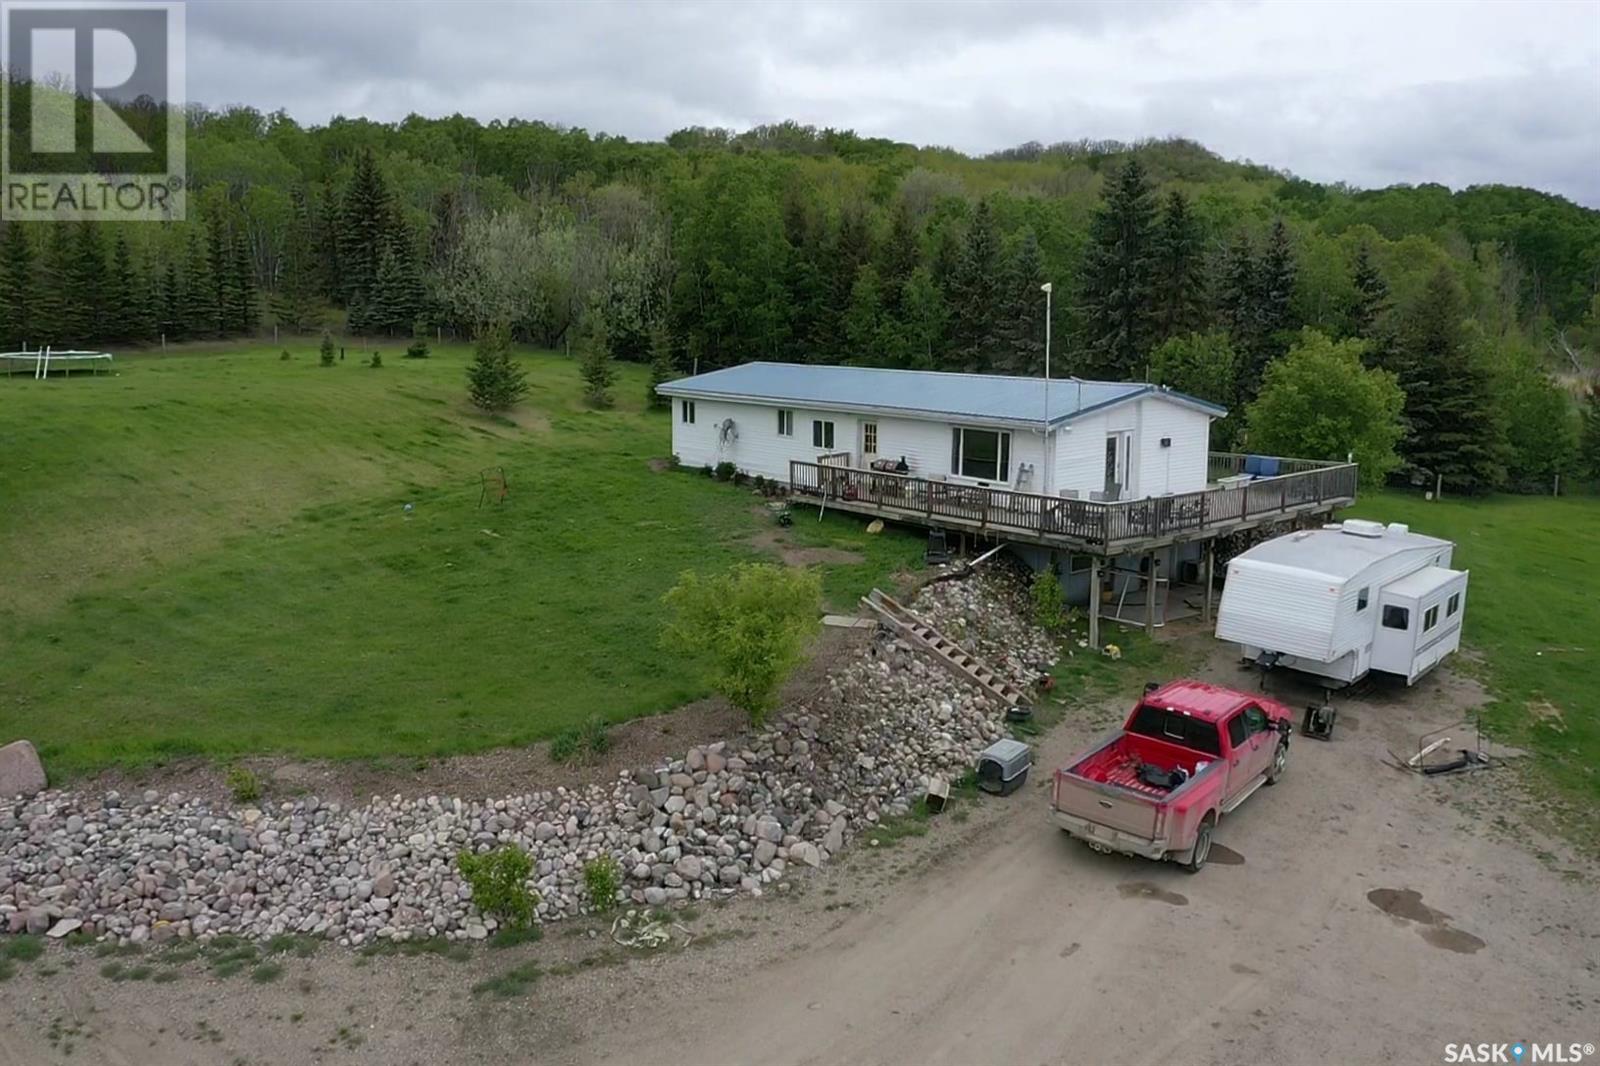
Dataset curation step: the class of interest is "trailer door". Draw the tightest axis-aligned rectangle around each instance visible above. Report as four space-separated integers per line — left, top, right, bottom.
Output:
1371 593 1416 675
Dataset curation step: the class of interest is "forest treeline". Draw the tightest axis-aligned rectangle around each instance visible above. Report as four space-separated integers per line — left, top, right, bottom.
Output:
1 100 1599 492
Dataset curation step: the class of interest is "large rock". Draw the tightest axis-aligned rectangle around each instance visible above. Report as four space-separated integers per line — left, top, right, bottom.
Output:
0 740 46 798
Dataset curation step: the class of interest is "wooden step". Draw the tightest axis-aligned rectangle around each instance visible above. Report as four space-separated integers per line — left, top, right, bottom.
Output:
860 588 1029 709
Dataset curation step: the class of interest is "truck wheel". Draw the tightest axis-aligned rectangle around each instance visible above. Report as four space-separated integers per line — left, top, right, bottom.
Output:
1184 820 1213 873
1266 740 1289 785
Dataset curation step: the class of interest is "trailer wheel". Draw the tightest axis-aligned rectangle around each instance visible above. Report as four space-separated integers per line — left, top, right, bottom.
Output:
1266 740 1289 785
1184 819 1214 873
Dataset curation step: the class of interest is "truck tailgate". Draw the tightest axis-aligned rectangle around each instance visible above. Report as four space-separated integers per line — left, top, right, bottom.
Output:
1052 772 1160 838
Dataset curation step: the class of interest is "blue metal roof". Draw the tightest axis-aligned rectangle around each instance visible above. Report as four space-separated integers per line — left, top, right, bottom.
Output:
655 362 1227 427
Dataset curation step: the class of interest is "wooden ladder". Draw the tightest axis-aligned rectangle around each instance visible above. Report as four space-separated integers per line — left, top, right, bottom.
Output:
861 589 1029 709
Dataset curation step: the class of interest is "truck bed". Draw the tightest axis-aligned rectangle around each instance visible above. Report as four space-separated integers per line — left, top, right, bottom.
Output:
1069 733 1214 795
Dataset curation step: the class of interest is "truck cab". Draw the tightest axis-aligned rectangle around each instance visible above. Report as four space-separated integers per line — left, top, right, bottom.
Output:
1051 681 1293 871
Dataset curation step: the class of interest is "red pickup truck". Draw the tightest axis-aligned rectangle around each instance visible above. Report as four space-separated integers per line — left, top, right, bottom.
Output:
1050 680 1293 872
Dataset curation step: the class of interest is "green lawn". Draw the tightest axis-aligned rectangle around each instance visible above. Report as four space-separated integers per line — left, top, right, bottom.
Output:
0 341 920 775
1345 491 1600 811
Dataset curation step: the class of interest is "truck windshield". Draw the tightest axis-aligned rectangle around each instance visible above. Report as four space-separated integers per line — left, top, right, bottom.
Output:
1127 704 1222 757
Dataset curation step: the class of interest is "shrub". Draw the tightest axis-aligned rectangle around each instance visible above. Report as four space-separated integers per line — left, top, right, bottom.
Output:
225 765 261 804
646 324 675 409
667 453 682 471
550 715 609 767
279 349 291 361
456 845 538 930
582 856 621 913
661 563 822 723
579 312 615 408
368 351 383 369
318 331 336 367
701 464 714 478
1030 571 1067 632
714 461 737 482
405 320 431 359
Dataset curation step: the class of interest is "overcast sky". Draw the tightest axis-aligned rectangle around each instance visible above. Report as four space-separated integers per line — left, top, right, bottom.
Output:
186 0 1600 206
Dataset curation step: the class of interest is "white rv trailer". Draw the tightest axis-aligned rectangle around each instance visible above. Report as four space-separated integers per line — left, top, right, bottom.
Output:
1214 519 1468 686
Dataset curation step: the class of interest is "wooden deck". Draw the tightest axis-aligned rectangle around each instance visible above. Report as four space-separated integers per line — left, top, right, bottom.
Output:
788 452 1358 555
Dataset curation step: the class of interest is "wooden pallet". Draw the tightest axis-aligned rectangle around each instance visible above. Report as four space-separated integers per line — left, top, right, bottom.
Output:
861 589 1029 709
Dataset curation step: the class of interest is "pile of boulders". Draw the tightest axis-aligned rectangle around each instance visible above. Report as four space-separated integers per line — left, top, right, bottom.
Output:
0 564 1056 947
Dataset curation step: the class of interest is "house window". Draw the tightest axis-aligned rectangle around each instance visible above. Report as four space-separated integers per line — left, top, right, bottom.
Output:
1357 587 1370 611
777 409 793 437
1423 605 1439 632
1447 592 1461 616
950 427 1011 482
862 422 878 455
1068 555 1092 575
680 400 695 424
812 420 834 449
1382 605 1410 630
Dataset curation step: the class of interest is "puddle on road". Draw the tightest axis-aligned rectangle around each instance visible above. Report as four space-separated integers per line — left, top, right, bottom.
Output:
1117 881 1188 906
1367 888 1485 954
1229 962 1260 975
1059 942 1080 958
1367 888 1448 925
1421 927 1487 954
1208 844 1246 866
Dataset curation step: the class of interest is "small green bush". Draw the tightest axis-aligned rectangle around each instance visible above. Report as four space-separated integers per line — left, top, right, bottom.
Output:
279 349 292 361
550 715 609 767
3 936 43 962
368 351 383 369
701 464 714 478
405 320 431 359
456 845 538 929
1030 571 1067 632
319 331 336 367
582 856 621 913
225 765 261 804
714 461 737 482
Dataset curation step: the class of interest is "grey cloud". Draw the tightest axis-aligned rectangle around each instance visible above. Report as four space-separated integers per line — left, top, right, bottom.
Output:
181 0 1600 206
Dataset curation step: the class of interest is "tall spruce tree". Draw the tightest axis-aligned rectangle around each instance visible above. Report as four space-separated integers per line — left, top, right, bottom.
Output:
994 230 1045 376
1256 219 1298 349
337 148 393 308
1395 267 1505 492
271 185 322 333
879 200 920 316
1151 190 1208 341
159 257 182 341
104 234 135 343
1350 242 1394 366
949 200 1004 371
0 223 33 348
182 232 214 338
1077 159 1158 378
578 307 615 407
646 321 676 409
229 230 257 335
69 222 108 344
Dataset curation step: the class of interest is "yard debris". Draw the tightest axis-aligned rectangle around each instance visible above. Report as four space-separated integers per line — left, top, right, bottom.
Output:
0 560 1057 949
610 910 687 950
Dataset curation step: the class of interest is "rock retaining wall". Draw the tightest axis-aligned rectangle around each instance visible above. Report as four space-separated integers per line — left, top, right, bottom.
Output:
0 563 1055 946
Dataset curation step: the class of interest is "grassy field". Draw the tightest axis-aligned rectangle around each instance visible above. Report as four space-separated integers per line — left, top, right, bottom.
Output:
1346 491 1600 810
0 341 921 776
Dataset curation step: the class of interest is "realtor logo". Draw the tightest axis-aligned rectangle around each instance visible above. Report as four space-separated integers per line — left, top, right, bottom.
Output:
1 0 186 220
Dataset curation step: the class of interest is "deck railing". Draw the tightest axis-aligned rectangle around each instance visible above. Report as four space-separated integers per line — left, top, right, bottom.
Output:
789 453 1359 550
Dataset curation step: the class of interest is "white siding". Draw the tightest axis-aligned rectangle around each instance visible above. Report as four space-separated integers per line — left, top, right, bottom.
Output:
669 398 1048 488
1136 399 1212 496
1051 396 1212 500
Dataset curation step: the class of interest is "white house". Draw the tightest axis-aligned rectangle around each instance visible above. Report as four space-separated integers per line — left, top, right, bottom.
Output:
656 362 1227 501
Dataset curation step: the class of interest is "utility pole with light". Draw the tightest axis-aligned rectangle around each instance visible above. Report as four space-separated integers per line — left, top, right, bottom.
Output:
1041 281 1053 495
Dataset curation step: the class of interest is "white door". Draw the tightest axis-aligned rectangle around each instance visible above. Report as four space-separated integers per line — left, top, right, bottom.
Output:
1371 595 1415 675
1103 432 1132 500
860 421 878 466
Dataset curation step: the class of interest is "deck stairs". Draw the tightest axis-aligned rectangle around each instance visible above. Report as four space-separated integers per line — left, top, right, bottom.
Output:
860 588 1029 710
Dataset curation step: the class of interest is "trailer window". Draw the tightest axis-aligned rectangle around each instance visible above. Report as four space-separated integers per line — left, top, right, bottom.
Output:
1447 592 1460 616
1128 704 1221 757
1356 586 1370 611
1382 605 1410 630
1423 605 1439 631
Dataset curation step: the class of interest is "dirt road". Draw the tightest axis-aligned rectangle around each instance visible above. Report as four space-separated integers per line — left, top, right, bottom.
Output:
3 634 1596 1066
